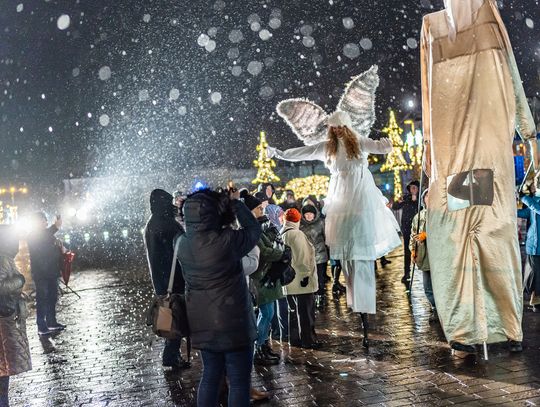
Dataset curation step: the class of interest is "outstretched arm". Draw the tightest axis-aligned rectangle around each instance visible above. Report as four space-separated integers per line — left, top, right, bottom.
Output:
359 137 392 154
268 141 326 163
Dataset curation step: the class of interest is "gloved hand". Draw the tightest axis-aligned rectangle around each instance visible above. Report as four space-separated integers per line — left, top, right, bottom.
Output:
300 276 309 287
267 146 277 159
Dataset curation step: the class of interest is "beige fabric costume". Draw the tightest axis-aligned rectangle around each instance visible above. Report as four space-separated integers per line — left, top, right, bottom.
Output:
420 0 536 345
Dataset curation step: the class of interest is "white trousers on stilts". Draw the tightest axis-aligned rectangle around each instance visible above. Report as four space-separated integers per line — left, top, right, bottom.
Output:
343 260 376 314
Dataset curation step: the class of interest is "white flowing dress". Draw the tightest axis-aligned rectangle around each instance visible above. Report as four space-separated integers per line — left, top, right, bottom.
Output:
272 137 401 313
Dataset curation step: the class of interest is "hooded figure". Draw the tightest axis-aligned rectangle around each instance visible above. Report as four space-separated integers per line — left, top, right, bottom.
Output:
0 225 31 403
421 0 537 352
392 180 420 282
144 189 184 296
143 189 188 369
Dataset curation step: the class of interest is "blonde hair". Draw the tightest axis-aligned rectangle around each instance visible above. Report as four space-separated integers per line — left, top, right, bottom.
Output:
326 126 360 160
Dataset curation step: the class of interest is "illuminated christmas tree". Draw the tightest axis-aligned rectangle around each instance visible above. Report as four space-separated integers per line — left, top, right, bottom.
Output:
282 175 330 200
380 110 411 200
252 131 280 184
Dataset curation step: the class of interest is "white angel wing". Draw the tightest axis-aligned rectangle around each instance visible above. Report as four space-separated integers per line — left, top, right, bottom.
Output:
338 65 379 137
276 98 328 145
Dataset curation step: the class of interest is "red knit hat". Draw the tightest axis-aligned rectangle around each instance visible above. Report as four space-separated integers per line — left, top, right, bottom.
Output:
284 208 301 223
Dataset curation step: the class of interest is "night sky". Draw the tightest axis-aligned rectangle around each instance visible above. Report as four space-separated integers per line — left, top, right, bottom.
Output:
0 0 539 185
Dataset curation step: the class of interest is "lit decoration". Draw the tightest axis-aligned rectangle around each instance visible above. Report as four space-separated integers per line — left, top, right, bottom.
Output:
0 186 28 206
380 110 412 200
283 175 330 200
403 119 424 178
252 131 280 184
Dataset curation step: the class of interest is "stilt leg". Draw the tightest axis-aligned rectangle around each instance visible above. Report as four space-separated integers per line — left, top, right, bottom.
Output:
483 342 488 361
360 313 369 349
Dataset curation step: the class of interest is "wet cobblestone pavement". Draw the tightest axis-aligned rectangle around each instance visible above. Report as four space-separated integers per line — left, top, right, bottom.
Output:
10 249 540 406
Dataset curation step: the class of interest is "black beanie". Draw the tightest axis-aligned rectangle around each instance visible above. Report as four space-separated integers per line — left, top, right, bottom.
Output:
243 194 262 211
302 204 317 216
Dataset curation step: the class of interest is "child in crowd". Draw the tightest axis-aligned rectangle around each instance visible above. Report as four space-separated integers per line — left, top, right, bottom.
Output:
300 203 328 307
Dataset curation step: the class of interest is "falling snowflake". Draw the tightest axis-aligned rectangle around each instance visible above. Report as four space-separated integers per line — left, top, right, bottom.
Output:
343 43 360 59
359 38 373 50
16 4 23 13
210 92 222 104
247 61 263 76
228 29 244 43
342 17 354 29
169 88 180 101
98 66 112 81
259 29 272 41
406 38 418 49
99 114 110 127
143 14 151 23
57 14 71 30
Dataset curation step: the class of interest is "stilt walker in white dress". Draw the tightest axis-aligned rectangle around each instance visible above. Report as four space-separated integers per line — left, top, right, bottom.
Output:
268 66 401 347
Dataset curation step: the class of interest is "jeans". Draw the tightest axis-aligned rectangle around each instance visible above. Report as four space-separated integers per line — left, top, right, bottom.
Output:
271 298 289 340
162 338 181 365
198 345 253 407
256 302 274 346
0 376 8 407
422 270 435 309
34 277 59 331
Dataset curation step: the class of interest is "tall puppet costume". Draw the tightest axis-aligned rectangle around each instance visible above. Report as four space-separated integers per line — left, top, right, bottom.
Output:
268 66 401 346
421 0 538 353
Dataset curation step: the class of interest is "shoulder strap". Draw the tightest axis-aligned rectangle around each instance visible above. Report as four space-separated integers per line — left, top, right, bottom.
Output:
168 237 181 294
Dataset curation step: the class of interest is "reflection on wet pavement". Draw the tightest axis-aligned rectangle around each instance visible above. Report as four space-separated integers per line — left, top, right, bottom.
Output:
10 251 540 406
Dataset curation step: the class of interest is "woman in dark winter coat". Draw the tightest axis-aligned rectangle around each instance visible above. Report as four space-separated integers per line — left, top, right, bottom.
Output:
143 189 188 369
300 204 328 305
178 189 261 407
392 180 420 283
0 226 31 407
244 195 284 365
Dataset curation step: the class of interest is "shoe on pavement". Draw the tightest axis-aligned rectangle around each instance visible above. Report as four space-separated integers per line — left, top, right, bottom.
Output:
450 341 476 353
381 258 392 267
508 340 523 353
262 343 280 359
254 347 279 365
163 358 191 369
48 324 66 332
250 387 272 401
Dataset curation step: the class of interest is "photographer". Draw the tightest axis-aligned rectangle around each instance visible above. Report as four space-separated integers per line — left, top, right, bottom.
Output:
143 189 188 369
179 188 261 407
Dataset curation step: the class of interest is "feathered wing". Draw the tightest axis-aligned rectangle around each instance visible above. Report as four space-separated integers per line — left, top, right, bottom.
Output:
338 65 379 137
276 99 328 145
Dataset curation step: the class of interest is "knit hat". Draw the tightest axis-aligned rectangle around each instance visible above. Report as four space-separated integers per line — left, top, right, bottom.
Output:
302 204 317 216
327 110 353 128
284 208 302 223
243 194 263 211
406 180 420 193
254 191 269 203
265 204 284 228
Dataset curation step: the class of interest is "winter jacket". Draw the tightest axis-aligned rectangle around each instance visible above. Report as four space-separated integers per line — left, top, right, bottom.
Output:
257 183 276 204
392 195 419 236
518 195 540 255
281 221 318 296
26 225 61 281
300 206 328 264
179 195 262 352
409 209 430 271
250 220 284 306
143 189 185 296
0 227 31 377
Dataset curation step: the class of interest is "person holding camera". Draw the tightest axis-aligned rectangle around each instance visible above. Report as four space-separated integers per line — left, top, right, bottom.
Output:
281 208 320 349
143 189 189 369
26 212 64 336
179 188 262 407
0 225 31 407
242 193 284 365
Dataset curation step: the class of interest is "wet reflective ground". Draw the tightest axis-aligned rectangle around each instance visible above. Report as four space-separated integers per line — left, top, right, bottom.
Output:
10 248 540 406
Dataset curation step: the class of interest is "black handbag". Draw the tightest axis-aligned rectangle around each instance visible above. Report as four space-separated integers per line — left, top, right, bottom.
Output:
0 273 25 317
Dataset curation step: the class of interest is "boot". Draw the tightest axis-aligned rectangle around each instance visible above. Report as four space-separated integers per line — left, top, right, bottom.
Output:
254 346 279 365
360 313 369 349
250 387 272 401
262 343 280 359
450 341 476 353
401 272 410 284
380 256 392 267
508 340 523 353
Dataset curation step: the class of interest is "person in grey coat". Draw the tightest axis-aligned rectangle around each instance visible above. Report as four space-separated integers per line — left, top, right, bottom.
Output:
300 204 328 305
0 225 31 407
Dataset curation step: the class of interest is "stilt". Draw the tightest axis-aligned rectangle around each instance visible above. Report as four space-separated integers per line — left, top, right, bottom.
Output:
360 313 369 348
483 342 488 361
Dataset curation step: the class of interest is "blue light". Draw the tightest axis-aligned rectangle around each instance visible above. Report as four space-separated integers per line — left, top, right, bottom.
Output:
193 181 206 191
385 183 390 191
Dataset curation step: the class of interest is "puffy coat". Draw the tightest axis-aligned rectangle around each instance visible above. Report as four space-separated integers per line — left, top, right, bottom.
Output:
518 195 540 255
300 206 328 264
409 209 430 271
26 225 61 281
143 189 185 295
281 221 318 296
0 226 31 377
250 220 284 306
179 193 262 352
